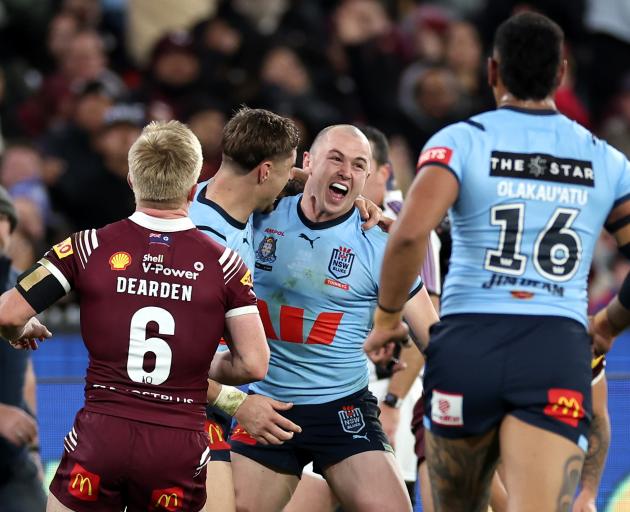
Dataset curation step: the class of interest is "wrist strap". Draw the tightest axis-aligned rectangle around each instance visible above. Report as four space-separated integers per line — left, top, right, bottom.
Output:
377 302 403 314
212 385 247 417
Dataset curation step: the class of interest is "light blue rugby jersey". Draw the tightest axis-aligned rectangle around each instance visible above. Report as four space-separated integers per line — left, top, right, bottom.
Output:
189 180 255 356
418 106 630 326
188 180 254 269
250 195 423 404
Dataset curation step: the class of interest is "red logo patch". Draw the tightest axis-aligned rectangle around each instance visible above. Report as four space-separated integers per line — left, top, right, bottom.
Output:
417 147 453 170
68 463 100 502
150 487 184 511
204 420 231 451
511 291 534 299
231 425 257 446
324 278 349 291
543 388 584 427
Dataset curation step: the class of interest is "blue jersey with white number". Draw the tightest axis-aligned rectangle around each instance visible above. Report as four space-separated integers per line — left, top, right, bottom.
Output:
418 106 630 326
250 195 423 404
188 181 254 269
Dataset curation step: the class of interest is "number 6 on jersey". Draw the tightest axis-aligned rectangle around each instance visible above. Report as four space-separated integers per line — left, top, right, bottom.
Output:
127 306 174 385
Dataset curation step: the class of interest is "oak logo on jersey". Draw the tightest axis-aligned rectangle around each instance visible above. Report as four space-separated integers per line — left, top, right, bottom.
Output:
68 463 100 501
489 151 595 187
150 487 184 511
328 246 355 280
417 146 453 169
544 388 584 428
53 237 74 259
109 251 132 270
338 405 365 434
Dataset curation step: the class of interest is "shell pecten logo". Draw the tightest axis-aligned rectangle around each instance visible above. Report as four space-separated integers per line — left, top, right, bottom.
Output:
109 252 132 271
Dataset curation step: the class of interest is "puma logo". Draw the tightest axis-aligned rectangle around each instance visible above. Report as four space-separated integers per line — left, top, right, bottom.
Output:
299 233 320 248
352 434 370 442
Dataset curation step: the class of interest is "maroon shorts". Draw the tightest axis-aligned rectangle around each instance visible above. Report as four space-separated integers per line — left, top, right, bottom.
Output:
49 409 210 511
411 394 426 466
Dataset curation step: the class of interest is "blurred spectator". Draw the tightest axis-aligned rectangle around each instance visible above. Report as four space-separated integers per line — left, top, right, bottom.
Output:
45 12 80 74
601 74 630 158
136 32 203 121
445 20 494 113
39 79 116 227
585 0 630 126
19 29 125 136
0 186 46 511
185 98 227 181
399 5 451 64
257 45 342 136
80 102 141 229
555 51 591 128
334 0 407 131
0 142 50 247
397 64 468 151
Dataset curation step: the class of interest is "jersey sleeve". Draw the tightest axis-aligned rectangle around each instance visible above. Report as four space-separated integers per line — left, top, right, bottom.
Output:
416 123 472 183
421 231 442 296
16 235 80 313
219 247 258 318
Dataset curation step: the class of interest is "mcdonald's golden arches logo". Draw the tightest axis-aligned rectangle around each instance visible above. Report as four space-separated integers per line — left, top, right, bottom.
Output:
150 487 184 511
67 463 100 502
543 388 584 427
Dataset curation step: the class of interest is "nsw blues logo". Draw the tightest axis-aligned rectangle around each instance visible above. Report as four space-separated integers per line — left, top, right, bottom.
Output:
328 246 355 279
338 405 365 434
256 236 277 263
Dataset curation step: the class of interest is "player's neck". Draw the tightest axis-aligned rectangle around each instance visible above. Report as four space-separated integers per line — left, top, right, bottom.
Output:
205 174 255 224
299 191 348 224
497 92 557 111
136 205 189 219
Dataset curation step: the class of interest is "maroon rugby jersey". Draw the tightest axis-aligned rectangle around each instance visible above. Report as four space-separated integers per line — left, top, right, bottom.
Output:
38 212 257 430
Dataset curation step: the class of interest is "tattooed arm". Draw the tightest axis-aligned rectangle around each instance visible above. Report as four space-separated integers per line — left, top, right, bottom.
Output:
572 375 611 512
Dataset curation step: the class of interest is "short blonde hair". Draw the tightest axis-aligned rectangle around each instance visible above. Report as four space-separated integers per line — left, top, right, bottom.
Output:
128 120 202 203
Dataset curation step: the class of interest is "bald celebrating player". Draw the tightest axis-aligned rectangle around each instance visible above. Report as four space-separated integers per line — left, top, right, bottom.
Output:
229 124 439 512
365 12 630 511
0 120 269 511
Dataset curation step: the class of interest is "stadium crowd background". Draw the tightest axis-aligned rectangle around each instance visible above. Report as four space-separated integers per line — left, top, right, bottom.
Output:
1 0 629 509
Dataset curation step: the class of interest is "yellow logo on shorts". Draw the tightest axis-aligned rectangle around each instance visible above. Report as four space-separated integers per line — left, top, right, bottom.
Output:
53 237 73 259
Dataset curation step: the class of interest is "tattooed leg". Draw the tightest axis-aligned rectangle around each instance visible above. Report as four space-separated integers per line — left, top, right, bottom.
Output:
500 415 585 512
425 428 500 512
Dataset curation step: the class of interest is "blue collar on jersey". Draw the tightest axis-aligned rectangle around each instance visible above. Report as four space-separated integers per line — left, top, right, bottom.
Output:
196 184 247 230
296 195 356 230
499 105 559 116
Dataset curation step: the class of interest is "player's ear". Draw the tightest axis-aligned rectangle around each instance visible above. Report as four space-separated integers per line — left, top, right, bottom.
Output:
557 58 568 89
302 151 313 175
127 173 133 191
487 56 498 88
187 183 198 202
258 161 272 184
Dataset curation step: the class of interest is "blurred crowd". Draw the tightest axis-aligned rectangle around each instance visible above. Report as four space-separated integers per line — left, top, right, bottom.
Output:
0 0 629 319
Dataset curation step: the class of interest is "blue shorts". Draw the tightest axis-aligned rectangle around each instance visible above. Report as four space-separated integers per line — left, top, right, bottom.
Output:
230 388 393 476
423 314 592 450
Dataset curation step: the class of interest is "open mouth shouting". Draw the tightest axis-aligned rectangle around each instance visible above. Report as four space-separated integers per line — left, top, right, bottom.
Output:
328 182 349 203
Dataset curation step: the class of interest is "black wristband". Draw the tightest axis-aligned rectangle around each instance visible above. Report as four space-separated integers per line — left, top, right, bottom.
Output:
377 302 403 314
618 271 630 309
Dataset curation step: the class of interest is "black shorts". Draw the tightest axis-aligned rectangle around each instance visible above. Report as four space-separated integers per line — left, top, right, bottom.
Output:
423 314 592 450
230 388 393 476
205 406 232 463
